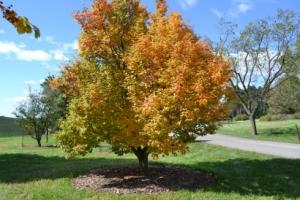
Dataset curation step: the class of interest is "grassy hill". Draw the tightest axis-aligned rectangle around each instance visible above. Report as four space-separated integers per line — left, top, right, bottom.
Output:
218 119 300 143
0 116 25 137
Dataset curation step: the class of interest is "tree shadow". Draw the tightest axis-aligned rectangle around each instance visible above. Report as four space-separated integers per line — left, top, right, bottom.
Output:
262 127 296 136
189 158 300 199
0 153 300 198
0 153 134 183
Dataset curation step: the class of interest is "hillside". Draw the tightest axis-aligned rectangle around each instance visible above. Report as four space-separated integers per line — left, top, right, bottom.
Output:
0 116 25 137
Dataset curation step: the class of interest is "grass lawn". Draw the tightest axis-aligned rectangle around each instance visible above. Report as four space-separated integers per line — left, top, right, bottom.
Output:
0 135 300 200
218 119 300 143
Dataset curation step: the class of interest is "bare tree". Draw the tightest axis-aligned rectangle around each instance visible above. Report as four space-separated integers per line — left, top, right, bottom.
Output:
217 10 300 135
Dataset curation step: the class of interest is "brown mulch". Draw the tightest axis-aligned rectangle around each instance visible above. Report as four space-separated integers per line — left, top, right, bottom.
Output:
72 165 215 194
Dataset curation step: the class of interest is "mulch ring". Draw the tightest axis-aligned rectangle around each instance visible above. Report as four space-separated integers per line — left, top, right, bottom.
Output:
72 165 215 194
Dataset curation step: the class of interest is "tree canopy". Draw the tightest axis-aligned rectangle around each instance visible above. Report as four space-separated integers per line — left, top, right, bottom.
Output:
53 0 232 170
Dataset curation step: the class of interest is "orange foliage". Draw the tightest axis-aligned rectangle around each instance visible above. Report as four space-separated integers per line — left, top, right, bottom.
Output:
55 0 232 162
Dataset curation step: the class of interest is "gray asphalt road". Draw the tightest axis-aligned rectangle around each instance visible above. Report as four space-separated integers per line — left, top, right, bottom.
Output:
197 134 300 159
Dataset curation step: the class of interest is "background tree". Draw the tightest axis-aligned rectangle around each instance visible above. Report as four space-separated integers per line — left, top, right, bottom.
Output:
217 10 300 135
40 76 68 143
54 0 232 170
268 37 300 115
268 76 300 114
13 90 46 147
0 1 40 38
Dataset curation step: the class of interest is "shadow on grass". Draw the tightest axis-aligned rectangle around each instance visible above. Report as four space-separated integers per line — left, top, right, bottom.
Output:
0 154 299 198
190 158 300 199
262 127 296 136
0 154 135 183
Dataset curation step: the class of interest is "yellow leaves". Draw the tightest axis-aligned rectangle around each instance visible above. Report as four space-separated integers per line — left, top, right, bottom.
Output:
155 0 167 16
0 2 40 38
55 0 232 160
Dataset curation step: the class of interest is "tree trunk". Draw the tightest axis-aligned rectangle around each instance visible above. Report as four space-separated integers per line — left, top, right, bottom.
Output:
131 147 149 172
249 114 258 135
36 137 42 147
46 129 49 143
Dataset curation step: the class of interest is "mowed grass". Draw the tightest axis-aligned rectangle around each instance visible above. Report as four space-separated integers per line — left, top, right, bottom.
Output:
0 135 300 200
218 119 300 143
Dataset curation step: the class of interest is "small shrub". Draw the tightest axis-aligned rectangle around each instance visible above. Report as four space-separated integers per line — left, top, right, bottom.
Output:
234 114 249 121
260 114 295 121
260 114 272 121
294 112 300 119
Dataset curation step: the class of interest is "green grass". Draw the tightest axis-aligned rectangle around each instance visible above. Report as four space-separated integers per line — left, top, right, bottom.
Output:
0 135 300 199
218 119 300 143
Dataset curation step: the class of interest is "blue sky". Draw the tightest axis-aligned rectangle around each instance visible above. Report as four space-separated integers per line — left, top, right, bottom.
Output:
0 0 299 117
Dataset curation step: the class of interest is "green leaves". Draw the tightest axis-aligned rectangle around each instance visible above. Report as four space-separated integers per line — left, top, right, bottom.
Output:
15 16 31 34
0 1 40 38
32 25 40 38
15 16 40 38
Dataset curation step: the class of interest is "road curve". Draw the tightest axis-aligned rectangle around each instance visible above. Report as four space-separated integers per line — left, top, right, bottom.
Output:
197 134 300 159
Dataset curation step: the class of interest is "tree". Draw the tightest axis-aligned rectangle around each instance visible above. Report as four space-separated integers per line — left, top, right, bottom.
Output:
13 78 67 147
217 10 300 135
40 76 68 143
268 37 300 114
0 1 40 38
54 0 232 170
268 76 300 114
13 90 46 147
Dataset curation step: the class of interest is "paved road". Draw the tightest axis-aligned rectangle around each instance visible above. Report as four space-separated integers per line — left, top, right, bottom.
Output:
197 134 300 159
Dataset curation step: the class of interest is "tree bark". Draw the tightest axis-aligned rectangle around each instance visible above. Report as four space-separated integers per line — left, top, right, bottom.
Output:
46 128 49 143
249 114 258 135
131 147 149 172
36 137 42 147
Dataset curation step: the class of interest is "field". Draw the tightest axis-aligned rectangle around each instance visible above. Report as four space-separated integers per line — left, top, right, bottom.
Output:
218 119 300 143
0 135 300 200
1 117 300 199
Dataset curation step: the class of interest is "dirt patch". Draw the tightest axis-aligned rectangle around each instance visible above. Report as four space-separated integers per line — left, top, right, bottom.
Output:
72 165 215 194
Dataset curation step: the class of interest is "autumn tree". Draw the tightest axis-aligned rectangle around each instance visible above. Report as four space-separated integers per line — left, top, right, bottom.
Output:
0 1 40 38
217 10 300 135
54 0 232 170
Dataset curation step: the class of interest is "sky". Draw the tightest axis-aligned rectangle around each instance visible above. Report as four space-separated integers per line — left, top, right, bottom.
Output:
0 0 299 117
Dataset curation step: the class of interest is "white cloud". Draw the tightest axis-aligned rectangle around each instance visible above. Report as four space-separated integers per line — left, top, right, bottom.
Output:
41 62 60 71
44 36 59 46
228 0 253 18
238 3 251 13
24 80 37 85
211 8 223 18
17 50 52 61
178 0 198 10
185 0 198 6
5 96 28 103
63 40 79 51
212 0 253 19
0 41 52 61
51 50 69 61
0 41 20 54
